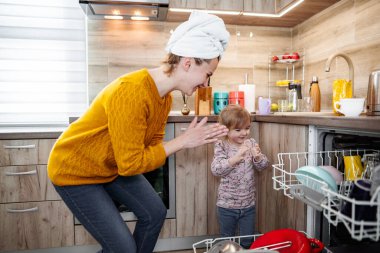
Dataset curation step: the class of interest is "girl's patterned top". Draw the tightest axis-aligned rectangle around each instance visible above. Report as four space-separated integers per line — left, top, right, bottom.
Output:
211 138 269 209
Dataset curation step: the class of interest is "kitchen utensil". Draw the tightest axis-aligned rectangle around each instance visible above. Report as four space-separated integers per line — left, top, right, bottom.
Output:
341 179 377 222
181 92 190 115
195 86 212 115
343 155 364 180
295 165 338 192
258 97 271 115
367 69 380 115
319 165 343 185
229 91 244 107
277 100 288 112
250 228 324 253
208 240 242 253
213 92 229 115
332 79 352 114
239 84 256 113
334 98 365 117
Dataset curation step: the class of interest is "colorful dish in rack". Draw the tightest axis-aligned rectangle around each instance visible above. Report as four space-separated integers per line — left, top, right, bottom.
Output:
295 165 338 193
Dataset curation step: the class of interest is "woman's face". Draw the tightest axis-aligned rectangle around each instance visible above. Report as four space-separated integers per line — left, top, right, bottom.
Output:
180 57 219 96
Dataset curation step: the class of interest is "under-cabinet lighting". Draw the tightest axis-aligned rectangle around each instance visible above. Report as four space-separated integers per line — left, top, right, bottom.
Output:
169 8 241 16
243 0 304 18
131 16 150 21
104 15 123 20
170 0 304 18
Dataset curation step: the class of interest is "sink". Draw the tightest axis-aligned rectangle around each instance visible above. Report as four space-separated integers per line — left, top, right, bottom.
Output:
274 111 337 116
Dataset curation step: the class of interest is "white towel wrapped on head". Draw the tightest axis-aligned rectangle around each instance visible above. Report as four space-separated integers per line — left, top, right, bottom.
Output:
165 11 230 59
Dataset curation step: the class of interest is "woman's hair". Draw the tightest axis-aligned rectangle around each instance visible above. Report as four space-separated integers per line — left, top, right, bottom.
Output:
161 53 220 76
219 104 251 130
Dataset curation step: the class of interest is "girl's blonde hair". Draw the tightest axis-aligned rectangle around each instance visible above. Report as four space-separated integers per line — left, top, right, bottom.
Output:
219 104 251 130
161 53 220 76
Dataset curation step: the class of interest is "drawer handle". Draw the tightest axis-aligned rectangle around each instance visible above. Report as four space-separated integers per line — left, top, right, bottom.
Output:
3 144 36 149
180 128 187 131
7 207 39 213
5 169 37 176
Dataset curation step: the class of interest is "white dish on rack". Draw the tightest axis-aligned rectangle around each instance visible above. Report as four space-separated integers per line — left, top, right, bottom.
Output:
295 165 338 193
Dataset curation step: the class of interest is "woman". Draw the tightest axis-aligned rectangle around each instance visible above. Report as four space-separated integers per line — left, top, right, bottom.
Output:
47 11 230 253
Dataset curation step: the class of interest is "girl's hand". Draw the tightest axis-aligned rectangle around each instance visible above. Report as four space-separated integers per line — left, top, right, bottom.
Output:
251 143 263 162
228 144 249 166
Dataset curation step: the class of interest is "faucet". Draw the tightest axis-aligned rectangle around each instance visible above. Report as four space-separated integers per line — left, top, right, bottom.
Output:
325 53 354 96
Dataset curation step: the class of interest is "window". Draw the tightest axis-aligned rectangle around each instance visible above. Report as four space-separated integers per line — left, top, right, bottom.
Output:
0 0 87 125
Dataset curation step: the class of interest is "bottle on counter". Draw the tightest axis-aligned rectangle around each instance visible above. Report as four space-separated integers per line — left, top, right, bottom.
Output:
310 76 321 112
288 83 301 112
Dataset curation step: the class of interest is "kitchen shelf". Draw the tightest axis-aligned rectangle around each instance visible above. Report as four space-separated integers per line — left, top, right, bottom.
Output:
268 50 305 100
272 149 380 241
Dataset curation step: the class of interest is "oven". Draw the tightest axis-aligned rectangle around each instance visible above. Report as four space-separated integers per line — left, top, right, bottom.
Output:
74 123 175 224
307 126 380 251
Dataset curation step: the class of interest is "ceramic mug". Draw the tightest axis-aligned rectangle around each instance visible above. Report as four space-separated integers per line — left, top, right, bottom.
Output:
334 98 365 117
258 97 271 115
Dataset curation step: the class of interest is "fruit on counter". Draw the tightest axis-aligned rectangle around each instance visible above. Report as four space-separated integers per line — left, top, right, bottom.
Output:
271 103 278 112
282 53 290 59
291 52 300 60
272 55 279 62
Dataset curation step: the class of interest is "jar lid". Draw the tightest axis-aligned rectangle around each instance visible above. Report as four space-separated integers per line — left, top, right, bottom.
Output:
214 92 229 99
229 91 244 98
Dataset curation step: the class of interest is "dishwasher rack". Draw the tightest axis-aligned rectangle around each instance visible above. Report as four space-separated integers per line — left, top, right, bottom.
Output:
192 233 333 253
272 149 380 241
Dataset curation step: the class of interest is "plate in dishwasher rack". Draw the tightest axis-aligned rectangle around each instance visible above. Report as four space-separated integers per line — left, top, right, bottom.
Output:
295 166 337 193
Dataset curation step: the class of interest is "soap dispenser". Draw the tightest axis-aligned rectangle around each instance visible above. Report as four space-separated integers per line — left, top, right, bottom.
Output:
310 76 321 112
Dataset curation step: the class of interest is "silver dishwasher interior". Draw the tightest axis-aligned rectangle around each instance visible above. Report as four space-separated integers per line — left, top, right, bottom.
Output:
310 126 380 249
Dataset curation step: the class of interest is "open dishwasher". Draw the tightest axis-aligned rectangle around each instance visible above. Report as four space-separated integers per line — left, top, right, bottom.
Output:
272 126 380 251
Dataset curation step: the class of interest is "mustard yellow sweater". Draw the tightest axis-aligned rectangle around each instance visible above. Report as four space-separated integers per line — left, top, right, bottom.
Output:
48 69 172 186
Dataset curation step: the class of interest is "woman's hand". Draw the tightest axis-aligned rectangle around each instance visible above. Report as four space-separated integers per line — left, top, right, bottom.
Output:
181 117 228 149
164 117 228 156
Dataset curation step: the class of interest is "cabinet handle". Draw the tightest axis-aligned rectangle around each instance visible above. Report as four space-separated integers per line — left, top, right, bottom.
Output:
5 169 37 176
7 207 39 213
180 128 187 131
3 144 36 149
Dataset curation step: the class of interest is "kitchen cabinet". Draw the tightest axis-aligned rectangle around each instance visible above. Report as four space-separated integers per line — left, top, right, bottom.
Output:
170 0 243 11
175 123 218 236
254 122 307 233
0 139 74 252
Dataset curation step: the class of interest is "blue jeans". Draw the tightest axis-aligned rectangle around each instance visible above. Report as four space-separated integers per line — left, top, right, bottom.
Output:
217 206 256 249
53 175 167 253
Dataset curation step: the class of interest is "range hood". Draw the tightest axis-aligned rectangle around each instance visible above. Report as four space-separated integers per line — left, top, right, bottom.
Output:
79 0 169 21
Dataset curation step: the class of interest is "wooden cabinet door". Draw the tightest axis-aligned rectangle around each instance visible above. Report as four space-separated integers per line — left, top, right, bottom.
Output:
0 140 38 166
0 165 60 203
256 123 307 233
175 123 208 237
0 201 74 251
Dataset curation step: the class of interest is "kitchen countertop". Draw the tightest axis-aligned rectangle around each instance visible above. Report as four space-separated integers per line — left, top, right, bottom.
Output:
0 112 379 139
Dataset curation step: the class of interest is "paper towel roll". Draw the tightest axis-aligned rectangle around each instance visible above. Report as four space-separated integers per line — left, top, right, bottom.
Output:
238 84 255 113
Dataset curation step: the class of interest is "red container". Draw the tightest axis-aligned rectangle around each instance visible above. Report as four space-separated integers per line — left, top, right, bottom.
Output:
228 91 244 107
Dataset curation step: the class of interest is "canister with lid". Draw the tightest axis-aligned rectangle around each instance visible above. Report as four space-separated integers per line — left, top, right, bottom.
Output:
228 91 245 107
213 92 229 115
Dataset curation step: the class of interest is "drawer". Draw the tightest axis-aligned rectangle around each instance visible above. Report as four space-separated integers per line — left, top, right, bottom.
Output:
0 165 60 203
0 139 56 166
0 201 74 251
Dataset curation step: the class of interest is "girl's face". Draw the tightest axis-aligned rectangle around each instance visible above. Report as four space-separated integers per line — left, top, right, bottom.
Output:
227 122 251 145
180 58 219 96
